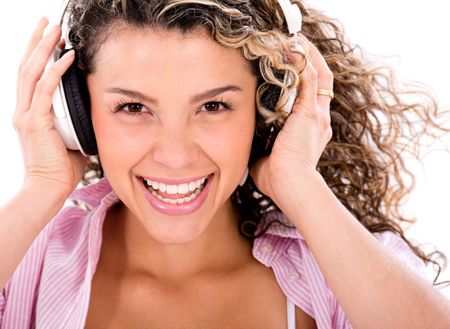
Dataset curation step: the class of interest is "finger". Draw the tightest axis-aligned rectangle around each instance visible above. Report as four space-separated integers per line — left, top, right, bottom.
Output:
306 41 333 131
249 156 271 197
285 35 319 118
28 50 75 120
303 38 334 108
18 17 49 70
16 17 49 107
68 151 88 186
58 38 66 50
290 58 318 119
17 24 62 114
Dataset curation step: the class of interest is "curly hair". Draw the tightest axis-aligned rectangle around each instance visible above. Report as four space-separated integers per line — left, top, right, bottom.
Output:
66 0 448 285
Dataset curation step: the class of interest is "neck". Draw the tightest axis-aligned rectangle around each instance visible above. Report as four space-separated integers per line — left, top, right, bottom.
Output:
102 201 253 284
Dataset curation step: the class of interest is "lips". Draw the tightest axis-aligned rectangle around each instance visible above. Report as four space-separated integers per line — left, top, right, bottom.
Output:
137 174 213 216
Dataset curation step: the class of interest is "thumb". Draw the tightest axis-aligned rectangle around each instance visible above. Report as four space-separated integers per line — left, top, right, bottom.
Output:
249 155 272 197
69 151 88 187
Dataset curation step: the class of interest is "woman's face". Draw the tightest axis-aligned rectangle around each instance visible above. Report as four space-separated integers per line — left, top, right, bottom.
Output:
88 25 257 244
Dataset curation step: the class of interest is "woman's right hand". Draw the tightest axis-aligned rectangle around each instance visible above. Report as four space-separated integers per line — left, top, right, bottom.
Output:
14 17 86 198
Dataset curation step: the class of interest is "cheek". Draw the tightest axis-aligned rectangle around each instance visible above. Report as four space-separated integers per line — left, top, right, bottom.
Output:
201 113 255 169
91 107 151 174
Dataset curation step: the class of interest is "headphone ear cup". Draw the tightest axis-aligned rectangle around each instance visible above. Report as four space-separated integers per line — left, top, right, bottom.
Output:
60 49 98 155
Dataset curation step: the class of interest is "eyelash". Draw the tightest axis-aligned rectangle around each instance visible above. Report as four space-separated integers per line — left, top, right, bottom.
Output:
199 100 232 113
113 99 149 116
112 99 233 116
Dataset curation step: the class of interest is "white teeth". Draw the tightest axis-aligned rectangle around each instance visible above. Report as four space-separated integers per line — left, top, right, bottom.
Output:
151 181 159 190
144 177 207 195
150 183 203 205
144 176 208 204
166 184 178 195
188 181 196 191
178 183 189 194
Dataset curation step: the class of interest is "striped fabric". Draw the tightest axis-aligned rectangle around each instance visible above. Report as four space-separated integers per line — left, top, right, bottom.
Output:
0 178 427 328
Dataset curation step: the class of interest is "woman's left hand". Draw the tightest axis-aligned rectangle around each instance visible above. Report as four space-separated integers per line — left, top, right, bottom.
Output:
250 36 334 207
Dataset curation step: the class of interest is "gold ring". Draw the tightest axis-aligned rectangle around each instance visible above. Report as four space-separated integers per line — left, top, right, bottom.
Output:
317 89 334 99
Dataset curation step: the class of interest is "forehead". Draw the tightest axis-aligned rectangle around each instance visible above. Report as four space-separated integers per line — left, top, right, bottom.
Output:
91 25 253 78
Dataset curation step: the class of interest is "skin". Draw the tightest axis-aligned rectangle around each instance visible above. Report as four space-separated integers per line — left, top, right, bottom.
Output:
3 13 450 329
89 26 255 247
84 26 317 328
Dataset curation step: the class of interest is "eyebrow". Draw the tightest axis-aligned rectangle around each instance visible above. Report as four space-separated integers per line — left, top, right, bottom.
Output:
105 85 243 105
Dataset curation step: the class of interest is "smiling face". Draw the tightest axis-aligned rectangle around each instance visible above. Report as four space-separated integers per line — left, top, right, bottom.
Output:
87 25 257 244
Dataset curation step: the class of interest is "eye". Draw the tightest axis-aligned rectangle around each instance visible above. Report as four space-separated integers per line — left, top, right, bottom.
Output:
200 101 231 113
125 103 144 113
114 101 150 116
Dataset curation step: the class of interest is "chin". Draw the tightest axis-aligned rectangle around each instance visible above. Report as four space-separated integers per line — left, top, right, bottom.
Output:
143 217 210 245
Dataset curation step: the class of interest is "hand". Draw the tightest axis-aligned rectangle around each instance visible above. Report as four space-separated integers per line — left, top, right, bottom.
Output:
250 36 334 207
14 18 86 197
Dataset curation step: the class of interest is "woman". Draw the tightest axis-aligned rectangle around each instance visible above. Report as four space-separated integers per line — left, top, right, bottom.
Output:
1 0 450 328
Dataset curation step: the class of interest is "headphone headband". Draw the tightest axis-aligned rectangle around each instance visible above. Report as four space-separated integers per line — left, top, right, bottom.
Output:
54 0 71 25
276 0 302 35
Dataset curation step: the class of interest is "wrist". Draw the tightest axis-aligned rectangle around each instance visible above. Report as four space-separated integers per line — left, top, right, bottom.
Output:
22 176 74 203
272 168 325 205
272 169 329 223
19 180 69 222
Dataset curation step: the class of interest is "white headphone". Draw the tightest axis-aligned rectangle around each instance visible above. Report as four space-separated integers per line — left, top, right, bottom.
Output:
276 0 303 115
276 0 302 35
48 0 302 156
48 0 98 156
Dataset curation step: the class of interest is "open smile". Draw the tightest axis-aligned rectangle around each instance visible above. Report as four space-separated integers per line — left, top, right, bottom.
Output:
137 174 214 216
143 176 208 204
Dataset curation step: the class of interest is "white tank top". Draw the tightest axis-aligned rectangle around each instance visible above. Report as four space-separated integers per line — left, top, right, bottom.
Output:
287 299 296 329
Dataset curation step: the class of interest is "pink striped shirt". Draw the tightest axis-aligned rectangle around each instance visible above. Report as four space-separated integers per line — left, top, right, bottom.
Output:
0 178 427 328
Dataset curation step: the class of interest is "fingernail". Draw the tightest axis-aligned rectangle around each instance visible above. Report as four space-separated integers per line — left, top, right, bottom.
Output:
289 39 305 54
50 25 60 34
38 16 48 27
43 24 59 36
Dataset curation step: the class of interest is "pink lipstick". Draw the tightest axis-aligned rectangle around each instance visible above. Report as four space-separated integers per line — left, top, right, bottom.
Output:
137 174 213 216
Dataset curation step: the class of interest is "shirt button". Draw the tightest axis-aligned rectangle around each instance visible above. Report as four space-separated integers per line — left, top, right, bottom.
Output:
288 272 300 282
260 243 273 253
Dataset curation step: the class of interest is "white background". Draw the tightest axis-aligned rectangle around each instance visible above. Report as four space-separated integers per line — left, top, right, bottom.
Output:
1 1 449 296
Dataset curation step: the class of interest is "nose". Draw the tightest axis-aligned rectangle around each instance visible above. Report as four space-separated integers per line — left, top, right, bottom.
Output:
152 126 200 171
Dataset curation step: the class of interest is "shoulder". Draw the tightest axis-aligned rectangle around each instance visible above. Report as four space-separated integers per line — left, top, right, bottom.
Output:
1 179 119 327
27 178 116 258
4 204 89 291
4 179 116 286
252 211 427 329
252 211 346 327
45 179 117 250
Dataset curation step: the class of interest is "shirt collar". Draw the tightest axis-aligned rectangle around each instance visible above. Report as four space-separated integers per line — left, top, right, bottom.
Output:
258 210 305 241
69 178 114 209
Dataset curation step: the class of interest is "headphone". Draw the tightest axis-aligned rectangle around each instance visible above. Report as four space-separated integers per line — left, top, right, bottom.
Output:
49 0 97 156
276 0 302 115
49 0 302 156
